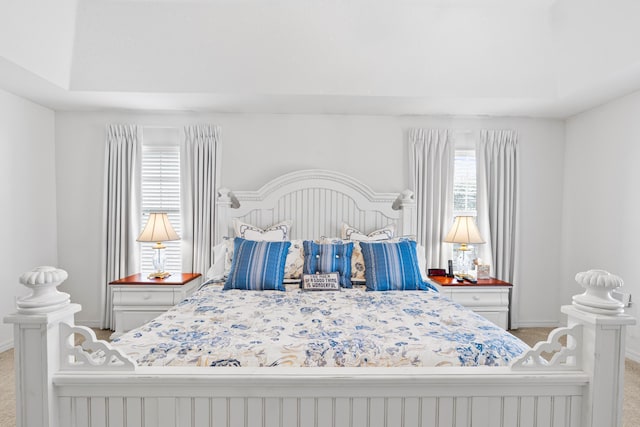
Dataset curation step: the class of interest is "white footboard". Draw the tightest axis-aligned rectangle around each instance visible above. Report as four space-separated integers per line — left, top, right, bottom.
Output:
5 267 635 427
53 368 587 427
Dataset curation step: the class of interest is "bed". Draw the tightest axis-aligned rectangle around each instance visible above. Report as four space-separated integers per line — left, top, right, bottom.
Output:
111 285 529 368
5 169 635 427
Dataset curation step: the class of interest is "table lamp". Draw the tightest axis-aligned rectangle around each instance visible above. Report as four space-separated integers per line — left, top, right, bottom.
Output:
443 216 485 278
137 212 180 279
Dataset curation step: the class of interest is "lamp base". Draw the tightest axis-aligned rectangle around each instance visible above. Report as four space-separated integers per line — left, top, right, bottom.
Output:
148 271 171 280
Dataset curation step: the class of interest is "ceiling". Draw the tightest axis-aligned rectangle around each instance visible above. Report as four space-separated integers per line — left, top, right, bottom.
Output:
1 0 639 118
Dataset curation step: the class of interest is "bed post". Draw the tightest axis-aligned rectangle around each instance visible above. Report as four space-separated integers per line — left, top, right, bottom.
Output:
564 269 635 427
216 187 236 242
392 189 416 236
4 266 79 427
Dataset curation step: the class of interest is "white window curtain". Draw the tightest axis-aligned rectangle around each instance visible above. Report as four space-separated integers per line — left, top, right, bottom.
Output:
181 125 221 275
409 128 454 270
476 129 519 325
100 124 141 329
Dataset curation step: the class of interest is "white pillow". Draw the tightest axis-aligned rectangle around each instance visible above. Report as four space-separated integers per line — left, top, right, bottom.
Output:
205 242 229 281
341 223 395 241
415 243 428 282
233 218 292 241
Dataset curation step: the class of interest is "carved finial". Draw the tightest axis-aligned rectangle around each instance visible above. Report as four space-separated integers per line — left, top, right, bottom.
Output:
572 269 624 314
20 266 68 286
400 189 414 200
17 266 71 314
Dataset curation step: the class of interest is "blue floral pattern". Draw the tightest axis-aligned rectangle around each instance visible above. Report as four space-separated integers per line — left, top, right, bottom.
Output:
112 285 528 367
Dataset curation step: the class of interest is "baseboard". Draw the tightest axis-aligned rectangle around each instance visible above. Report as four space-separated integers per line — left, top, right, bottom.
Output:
511 321 562 329
0 339 13 353
627 349 640 363
75 320 102 328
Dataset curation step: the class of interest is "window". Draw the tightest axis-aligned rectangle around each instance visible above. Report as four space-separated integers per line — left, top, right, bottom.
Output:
140 129 182 273
451 138 479 272
453 148 477 216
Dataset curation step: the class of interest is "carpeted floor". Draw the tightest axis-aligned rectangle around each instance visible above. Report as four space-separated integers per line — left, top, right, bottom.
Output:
0 328 638 426
0 349 14 427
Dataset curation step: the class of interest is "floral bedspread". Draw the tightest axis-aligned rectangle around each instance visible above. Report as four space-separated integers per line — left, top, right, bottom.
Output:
112 285 528 367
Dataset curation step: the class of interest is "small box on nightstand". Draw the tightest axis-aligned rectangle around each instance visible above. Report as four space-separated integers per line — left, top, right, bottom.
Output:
477 264 491 279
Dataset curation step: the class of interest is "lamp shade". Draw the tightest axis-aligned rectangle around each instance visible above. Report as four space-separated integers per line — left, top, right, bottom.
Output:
137 213 180 243
444 216 485 244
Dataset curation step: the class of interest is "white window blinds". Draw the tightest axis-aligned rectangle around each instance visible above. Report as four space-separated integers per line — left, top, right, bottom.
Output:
140 137 182 274
453 149 477 215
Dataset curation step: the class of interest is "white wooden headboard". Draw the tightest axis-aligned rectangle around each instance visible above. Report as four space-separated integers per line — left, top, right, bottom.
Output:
217 169 415 241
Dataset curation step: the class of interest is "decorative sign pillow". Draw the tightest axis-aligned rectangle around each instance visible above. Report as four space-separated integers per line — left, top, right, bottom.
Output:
359 240 436 292
303 241 354 288
233 218 291 241
341 223 395 241
223 238 291 291
301 273 341 291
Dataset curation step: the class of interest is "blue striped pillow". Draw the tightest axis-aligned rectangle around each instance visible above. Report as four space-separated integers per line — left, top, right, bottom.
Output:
359 240 436 292
303 241 354 288
224 238 291 291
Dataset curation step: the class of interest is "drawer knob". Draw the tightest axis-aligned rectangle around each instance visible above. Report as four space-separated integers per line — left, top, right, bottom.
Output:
473 295 480 301
143 293 151 300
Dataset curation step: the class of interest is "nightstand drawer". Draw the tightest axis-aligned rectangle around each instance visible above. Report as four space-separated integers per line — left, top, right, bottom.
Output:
113 289 176 306
447 290 507 307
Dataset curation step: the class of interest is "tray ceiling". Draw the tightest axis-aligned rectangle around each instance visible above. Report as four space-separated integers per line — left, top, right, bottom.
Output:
1 0 639 117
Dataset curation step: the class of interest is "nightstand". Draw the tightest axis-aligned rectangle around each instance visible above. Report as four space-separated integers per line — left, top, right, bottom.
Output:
427 275 513 330
109 272 202 338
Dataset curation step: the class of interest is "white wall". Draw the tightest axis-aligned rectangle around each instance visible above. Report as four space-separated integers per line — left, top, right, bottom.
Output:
563 89 640 360
0 0 78 88
0 89 58 350
55 112 564 328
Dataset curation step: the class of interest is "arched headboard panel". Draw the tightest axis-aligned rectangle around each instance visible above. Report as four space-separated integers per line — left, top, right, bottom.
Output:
217 170 415 241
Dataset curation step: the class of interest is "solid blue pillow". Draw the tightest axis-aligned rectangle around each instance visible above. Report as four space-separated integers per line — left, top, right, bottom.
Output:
224 238 291 291
359 240 436 292
303 241 354 288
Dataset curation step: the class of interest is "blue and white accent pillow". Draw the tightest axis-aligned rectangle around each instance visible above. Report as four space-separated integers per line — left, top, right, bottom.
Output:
303 241 354 288
359 240 437 292
224 238 291 291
